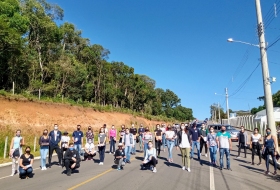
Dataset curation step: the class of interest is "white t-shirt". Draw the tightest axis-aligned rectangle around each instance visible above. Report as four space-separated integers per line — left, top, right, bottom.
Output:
85 143 95 152
165 131 175 139
61 136 70 143
160 127 166 133
251 134 261 143
180 132 190 148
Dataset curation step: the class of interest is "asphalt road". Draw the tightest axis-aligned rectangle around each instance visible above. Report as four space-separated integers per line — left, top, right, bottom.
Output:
0 142 279 190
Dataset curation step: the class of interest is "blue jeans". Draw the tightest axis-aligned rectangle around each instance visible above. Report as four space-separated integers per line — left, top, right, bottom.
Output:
144 142 149 157
191 141 200 159
110 138 116 153
19 167 33 177
209 146 218 163
124 146 132 161
131 139 136 154
98 146 105 162
74 144 82 156
166 140 175 159
161 134 166 149
40 148 49 168
219 148 230 169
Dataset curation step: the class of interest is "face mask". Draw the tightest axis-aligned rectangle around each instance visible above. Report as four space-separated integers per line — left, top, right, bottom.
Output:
148 145 152 148
221 129 225 132
69 147 74 151
16 134 20 137
210 130 214 133
267 131 271 135
112 127 115 129
88 128 91 131
43 132 47 135
77 128 81 131
181 126 184 130
88 141 92 144
26 150 30 154
54 126 58 130
254 131 258 134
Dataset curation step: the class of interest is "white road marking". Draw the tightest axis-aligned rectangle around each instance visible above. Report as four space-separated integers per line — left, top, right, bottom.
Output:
209 153 215 190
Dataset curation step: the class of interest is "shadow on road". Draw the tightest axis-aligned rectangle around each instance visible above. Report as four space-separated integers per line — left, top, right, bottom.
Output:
164 161 181 168
135 156 143 161
234 158 250 164
157 157 168 161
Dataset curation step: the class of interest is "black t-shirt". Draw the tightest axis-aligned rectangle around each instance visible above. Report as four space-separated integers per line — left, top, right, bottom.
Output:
20 154 34 166
155 129 162 136
130 128 137 135
115 149 125 158
239 132 245 143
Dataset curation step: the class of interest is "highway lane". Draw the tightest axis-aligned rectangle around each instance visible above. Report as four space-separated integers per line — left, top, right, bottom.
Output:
0 142 279 190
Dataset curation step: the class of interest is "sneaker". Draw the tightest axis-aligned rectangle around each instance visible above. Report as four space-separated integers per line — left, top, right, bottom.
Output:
150 166 154 171
257 163 262 166
236 156 241 159
273 171 277 175
200 153 202 157
205 154 207 157
182 166 186 170
10 173 14 176
99 162 103 165
117 167 121 171
227 168 232 171
153 168 157 173
140 164 145 170
187 168 191 172
109 152 112 154
265 171 269 175
251 162 254 165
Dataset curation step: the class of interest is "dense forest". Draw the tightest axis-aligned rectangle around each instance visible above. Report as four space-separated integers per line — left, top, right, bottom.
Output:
0 0 193 121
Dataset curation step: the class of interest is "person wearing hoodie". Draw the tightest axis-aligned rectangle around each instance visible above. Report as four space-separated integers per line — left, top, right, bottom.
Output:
64 143 81 176
237 126 248 158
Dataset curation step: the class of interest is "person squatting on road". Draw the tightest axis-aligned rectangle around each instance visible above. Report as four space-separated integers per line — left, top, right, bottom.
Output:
141 141 158 173
216 125 232 171
250 128 262 166
176 123 192 172
189 123 201 160
39 129 50 170
154 124 162 157
263 128 278 175
83 139 96 161
10 129 24 176
19 146 34 179
48 124 62 167
98 127 107 165
109 125 117 154
114 143 126 171
200 123 208 157
165 124 176 162
207 127 218 166
237 126 248 158
64 143 81 176
122 128 134 164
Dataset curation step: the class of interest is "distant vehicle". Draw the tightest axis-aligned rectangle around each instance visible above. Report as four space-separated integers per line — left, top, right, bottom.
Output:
207 124 239 142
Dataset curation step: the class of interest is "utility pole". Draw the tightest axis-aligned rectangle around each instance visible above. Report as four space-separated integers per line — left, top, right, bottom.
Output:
225 88 230 125
218 102 221 124
255 0 277 142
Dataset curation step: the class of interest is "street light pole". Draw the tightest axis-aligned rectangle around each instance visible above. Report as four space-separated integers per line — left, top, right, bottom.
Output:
225 88 230 125
218 102 221 124
255 0 277 139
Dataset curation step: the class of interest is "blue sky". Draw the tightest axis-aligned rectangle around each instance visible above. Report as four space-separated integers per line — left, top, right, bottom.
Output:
48 0 280 119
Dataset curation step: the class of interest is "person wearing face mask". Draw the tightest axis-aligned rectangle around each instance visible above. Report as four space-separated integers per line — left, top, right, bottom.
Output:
154 124 162 157
98 127 107 165
216 125 232 171
160 124 166 152
200 123 208 157
39 129 50 170
263 128 278 175
141 141 158 173
119 125 126 143
9 129 24 176
165 124 176 162
84 139 96 161
130 124 137 155
86 126 94 143
143 127 153 158
250 128 262 166
72 125 84 157
122 128 135 163
48 124 62 168
176 123 192 172
207 127 218 166
114 143 126 171
19 146 34 179
189 123 201 160
237 126 248 158
109 125 117 154
64 143 81 176
138 124 145 152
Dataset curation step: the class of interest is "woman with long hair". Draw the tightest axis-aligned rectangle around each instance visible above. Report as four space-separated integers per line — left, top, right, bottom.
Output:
207 126 218 166
263 128 278 175
165 124 176 162
19 146 34 179
39 129 49 170
9 129 24 176
98 127 107 165
250 128 262 166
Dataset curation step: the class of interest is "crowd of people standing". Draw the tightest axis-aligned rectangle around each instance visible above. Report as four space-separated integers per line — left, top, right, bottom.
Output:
8 122 279 179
